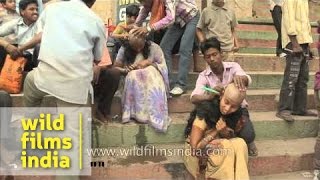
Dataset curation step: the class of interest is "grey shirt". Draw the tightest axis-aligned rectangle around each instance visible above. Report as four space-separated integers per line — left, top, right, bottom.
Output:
197 4 237 52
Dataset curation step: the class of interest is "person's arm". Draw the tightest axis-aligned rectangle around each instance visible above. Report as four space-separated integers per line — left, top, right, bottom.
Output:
232 63 251 91
196 10 207 44
0 19 16 37
231 11 239 52
133 0 175 36
282 0 302 53
151 0 175 31
190 74 221 104
196 28 205 44
0 38 21 58
135 3 151 26
19 32 42 52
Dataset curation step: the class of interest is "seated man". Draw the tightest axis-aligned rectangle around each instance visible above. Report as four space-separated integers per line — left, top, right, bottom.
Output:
190 37 257 156
184 83 250 180
0 0 39 72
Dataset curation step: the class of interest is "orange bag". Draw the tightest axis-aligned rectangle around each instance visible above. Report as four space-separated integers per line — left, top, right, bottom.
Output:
0 55 27 93
150 0 166 26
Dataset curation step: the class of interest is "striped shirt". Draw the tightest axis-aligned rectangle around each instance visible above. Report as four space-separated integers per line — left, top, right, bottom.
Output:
175 0 198 27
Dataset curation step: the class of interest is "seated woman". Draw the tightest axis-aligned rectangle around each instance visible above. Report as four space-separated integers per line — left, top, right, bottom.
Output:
184 83 250 180
114 31 171 132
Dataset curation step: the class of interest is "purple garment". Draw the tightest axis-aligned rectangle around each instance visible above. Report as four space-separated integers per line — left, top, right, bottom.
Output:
115 42 171 132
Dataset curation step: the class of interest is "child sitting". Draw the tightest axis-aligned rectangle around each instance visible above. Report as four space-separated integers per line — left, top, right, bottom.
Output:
110 4 140 61
0 0 19 25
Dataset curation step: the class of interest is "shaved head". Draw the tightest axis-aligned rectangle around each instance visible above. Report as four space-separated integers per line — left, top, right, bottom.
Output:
220 83 246 115
128 30 146 53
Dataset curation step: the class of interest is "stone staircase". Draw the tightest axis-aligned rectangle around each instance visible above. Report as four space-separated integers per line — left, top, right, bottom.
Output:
6 20 320 180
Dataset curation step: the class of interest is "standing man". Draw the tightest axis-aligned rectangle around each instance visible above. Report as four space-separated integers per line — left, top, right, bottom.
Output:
276 0 316 122
133 0 199 96
196 0 239 62
21 0 105 179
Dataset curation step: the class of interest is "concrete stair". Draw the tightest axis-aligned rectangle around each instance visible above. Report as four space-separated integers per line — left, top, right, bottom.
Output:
85 138 315 179
6 16 320 180
93 112 318 147
172 53 319 72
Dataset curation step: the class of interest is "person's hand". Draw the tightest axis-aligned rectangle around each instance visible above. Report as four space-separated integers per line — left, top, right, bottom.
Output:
93 65 101 85
125 24 138 32
292 44 303 54
132 27 149 36
213 85 224 94
216 118 227 132
6 44 22 60
135 60 151 69
233 75 247 91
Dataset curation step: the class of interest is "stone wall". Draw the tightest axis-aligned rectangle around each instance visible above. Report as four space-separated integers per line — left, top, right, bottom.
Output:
94 0 320 24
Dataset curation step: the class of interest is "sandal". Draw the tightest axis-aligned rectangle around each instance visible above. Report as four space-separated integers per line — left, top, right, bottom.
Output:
248 142 258 157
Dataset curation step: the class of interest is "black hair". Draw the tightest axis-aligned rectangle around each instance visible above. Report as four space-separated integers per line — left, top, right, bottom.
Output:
0 0 6 4
126 4 140 17
19 0 37 11
184 97 242 137
200 37 221 54
122 39 151 65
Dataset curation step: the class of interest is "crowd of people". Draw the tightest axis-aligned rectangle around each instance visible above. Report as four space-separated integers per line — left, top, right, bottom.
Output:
0 0 319 179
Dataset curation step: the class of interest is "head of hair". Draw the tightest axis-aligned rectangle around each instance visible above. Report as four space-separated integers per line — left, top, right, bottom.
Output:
19 0 37 11
122 31 151 65
126 4 140 18
0 0 6 5
200 37 221 54
82 0 96 8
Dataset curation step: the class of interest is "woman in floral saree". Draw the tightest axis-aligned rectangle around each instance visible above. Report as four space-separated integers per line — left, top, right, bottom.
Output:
114 32 171 132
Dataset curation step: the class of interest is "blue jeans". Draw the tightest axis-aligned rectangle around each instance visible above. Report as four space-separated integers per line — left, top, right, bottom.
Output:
160 13 200 90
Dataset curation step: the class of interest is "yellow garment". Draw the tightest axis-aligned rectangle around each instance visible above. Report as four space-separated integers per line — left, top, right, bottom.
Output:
113 22 127 35
184 117 250 180
281 0 313 48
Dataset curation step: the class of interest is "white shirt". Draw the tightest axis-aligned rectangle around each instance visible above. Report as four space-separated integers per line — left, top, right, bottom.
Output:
33 0 106 104
0 17 38 53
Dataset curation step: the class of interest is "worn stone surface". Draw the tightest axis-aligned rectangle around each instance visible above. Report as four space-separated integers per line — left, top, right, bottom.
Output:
92 112 318 147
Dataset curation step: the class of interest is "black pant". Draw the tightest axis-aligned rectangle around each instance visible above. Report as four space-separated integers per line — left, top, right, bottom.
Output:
279 43 310 114
271 5 282 56
0 45 39 72
94 67 121 116
236 108 256 144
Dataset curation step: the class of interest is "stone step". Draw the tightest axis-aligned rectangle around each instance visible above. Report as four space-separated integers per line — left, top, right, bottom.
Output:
85 138 315 179
2 138 315 180
252 171 315 180
171 71 316 90
93 112 318 147
167 89 316 113
11 89 317 113
172 53 319 72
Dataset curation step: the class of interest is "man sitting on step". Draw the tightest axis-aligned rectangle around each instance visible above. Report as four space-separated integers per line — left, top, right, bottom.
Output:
0 0 39 72
190 37 257 156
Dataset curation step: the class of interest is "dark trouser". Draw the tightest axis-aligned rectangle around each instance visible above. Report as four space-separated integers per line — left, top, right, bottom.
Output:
160 13 200 90
278 43 310 114
0 45 40 72
237 108 256 144
94 67 120 116
0 91 12 140
270 5 282 55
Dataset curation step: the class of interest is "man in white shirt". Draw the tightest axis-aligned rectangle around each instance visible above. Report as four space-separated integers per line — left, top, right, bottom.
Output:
23 0 106 107
21 0 105 179
0 0 38 71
